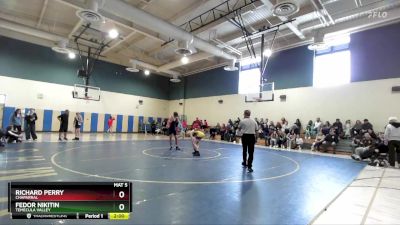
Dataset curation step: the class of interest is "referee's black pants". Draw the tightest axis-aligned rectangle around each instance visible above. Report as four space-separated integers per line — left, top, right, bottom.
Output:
242 134 256 168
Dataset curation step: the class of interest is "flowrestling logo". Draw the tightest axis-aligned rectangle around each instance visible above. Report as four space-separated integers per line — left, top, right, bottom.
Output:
367 10 388 19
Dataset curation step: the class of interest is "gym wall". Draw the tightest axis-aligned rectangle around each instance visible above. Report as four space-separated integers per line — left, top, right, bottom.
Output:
170 22 400 132
0 36 170 131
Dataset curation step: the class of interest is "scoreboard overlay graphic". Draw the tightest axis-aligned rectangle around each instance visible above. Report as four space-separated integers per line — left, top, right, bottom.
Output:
8 182 132 220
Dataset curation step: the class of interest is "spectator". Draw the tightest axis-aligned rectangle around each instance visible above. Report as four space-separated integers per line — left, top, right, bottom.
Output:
107 116 115 133
361 119 373 134
321 123 331 136
281 117 287 126
151 120 157 135
73 112 83 141
5 126 22 143
220 123 227 141
228 119 234 127
321 128 339 154
332 119 343 137
344 120 352 139
57 110 69 141
294 134 304 150
215 123 221 133
305 120 313 139
270 130 278 147
311 132 325 151
162 119 168 135
182 120 188 133
290 122 300 135
268 121 276 131
276 122 282 132
282 121 290 134
10 109 22 133
313 117 322 135
277 130 287 148
287 130 296 149
25 108 38 141
384 117 400 168
295 119 302 133
255 118 260 126
351 120 363 137
351 132 375 160
203 120 209 129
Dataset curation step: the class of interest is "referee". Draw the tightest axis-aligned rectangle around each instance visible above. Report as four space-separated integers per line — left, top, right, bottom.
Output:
238 110 258 172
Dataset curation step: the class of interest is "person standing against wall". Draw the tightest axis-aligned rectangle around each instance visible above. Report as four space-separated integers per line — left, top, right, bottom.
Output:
10 109 22 133
25 108 37 141
57 110 69 141
238 110 258 173
73 112 83 141
107 116 115 134
384 117 400 168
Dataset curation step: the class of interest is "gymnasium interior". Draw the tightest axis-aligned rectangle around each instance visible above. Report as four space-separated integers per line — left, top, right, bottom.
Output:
0 0 400 224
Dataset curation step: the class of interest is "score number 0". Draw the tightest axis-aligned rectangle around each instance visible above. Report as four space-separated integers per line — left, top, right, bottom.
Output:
119 191 125 211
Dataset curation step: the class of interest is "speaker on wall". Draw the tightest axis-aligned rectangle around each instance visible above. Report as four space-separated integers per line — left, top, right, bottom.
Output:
392 86 400 92
279 95 286 102
179 102 183 106
218 99 223 104
139 100 143 105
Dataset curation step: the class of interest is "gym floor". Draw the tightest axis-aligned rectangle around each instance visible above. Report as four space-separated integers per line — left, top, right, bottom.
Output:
0 133 399 225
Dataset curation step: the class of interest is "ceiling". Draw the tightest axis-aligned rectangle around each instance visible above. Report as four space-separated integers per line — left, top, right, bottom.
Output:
0 0 399 78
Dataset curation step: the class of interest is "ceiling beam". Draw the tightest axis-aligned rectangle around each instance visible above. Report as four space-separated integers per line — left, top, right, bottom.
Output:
36 0 49 28
57 0 166 43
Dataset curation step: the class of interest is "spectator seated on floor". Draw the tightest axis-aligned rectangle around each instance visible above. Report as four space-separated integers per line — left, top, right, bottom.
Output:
5 126 22 143
320 128 339 154
351 133 389 166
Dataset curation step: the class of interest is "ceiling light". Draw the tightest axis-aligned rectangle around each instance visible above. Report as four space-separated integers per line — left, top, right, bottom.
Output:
272 0 300 17
224 59 239 71
126 60 140 72
308 42 329 51
170 75 181 83
108 29 119 39
263 49 272 57
181 56 189 64
51 40 70 54
68 52 76 59
144 70 150 76
175 40 193 55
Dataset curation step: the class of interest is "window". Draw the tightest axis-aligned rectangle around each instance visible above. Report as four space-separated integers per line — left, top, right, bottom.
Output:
313 50 351 88
239 68 261 94
239 58 261 94
313 35 351 88
0 94 5 104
